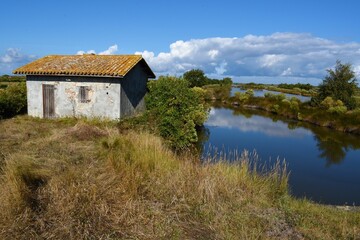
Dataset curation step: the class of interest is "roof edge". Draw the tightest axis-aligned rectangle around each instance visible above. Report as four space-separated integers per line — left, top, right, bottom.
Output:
21 73 124 78
139 58 156 79
12 54 156 78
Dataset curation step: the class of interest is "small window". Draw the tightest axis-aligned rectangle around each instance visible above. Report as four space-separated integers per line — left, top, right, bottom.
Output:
79 86 90 103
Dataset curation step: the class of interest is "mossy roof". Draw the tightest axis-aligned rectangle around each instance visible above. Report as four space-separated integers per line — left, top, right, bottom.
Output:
13 54 155 78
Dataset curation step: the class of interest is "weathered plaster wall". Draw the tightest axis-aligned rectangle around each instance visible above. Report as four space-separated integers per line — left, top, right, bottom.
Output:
120 63 148 117
27 75 121 119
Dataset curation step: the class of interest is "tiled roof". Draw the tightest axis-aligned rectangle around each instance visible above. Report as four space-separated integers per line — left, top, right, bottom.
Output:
13 54 155 78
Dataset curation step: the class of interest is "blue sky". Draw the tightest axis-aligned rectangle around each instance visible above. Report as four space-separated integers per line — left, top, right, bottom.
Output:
1 0 360 84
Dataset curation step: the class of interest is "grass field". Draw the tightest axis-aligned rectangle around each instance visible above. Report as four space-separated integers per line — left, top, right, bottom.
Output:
0 116 359 239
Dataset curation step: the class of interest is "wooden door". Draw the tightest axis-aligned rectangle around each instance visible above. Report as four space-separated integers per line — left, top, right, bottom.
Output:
42 84 55 118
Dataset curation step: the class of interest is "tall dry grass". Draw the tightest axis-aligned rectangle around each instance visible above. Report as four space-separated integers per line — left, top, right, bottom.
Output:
0 116 359 239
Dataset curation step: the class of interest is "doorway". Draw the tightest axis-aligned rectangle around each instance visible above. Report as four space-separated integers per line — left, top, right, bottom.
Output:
42 84 55 118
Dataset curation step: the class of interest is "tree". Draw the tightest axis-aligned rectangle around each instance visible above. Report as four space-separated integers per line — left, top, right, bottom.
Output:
183 69 208 87
222 77 233 85
145 76 208 150
314 60 358 109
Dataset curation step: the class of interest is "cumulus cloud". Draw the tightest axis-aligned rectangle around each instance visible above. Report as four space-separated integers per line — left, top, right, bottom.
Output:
76 44 118 55
0 48 36 74
99 44 118 55
135 33 360 83
76 49 96 55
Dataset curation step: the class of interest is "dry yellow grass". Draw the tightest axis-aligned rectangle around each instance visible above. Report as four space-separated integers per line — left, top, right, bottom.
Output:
0 116 359 239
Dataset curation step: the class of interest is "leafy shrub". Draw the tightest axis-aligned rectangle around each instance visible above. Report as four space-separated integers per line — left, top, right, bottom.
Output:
272 104 280 113
290 101 299 112
328 106 347 114
281 99 291 105
321 96 336 109
234 92 249 102
0 82 27 119
192 87 207 101
245 89 254 97
145 76 208 150
264 92 286 101
293 87 301 94
276 94 286 101
290 97 300 104
320 97 348 114
264 92 274 98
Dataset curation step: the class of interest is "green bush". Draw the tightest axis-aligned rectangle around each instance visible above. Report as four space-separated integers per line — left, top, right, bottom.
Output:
328 106 347 114
290 101 299 112
234 92 249 102
264 92 286 101
145 76 208 150
281 99 291 106
264 92 276 99
276 94 286 101
0 82 27 119
245 89 254 97
272 104 280 114
319 96 348 114
321 96 336 109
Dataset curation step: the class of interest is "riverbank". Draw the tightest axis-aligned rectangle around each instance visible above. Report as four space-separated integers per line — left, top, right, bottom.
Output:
215 95 360 135
0 116 359 239
233 83 316 97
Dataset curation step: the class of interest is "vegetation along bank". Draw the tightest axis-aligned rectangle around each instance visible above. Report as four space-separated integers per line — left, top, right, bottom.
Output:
204 61 360 135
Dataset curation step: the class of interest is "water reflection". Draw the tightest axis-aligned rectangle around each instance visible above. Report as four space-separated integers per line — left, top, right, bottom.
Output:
199 107 360 204
309 125 360 166
203 107 360 165
207 108 311 138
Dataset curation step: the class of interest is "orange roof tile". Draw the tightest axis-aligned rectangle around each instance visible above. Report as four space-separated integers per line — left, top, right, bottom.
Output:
13 55 155 78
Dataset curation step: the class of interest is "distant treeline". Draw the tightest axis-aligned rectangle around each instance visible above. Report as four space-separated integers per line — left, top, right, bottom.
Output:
237 82 315 90
277 83 314 90
0 75 26 82
182 69 232 87
205 77 232 85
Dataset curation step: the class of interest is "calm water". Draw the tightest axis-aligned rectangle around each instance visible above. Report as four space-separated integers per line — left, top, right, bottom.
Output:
231 88 311 102
200 107 360 205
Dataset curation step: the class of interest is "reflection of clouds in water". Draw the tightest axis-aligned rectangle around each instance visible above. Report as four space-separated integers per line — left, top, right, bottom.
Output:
207 108 311 138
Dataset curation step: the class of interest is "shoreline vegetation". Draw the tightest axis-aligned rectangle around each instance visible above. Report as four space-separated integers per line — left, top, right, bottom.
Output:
204 84 360 135
0 116 359 239
233 82 317 97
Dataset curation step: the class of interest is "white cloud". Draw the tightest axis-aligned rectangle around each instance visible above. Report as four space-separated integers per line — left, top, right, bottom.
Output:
99 44 118 55
215 61 227 75
0 48 34 64
76 44 118 55
354 65 360 77
259 54 287 68
76 50 96 55
208 49 219 59
135 33 360 83
281 67 293 76
0 48 36 74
